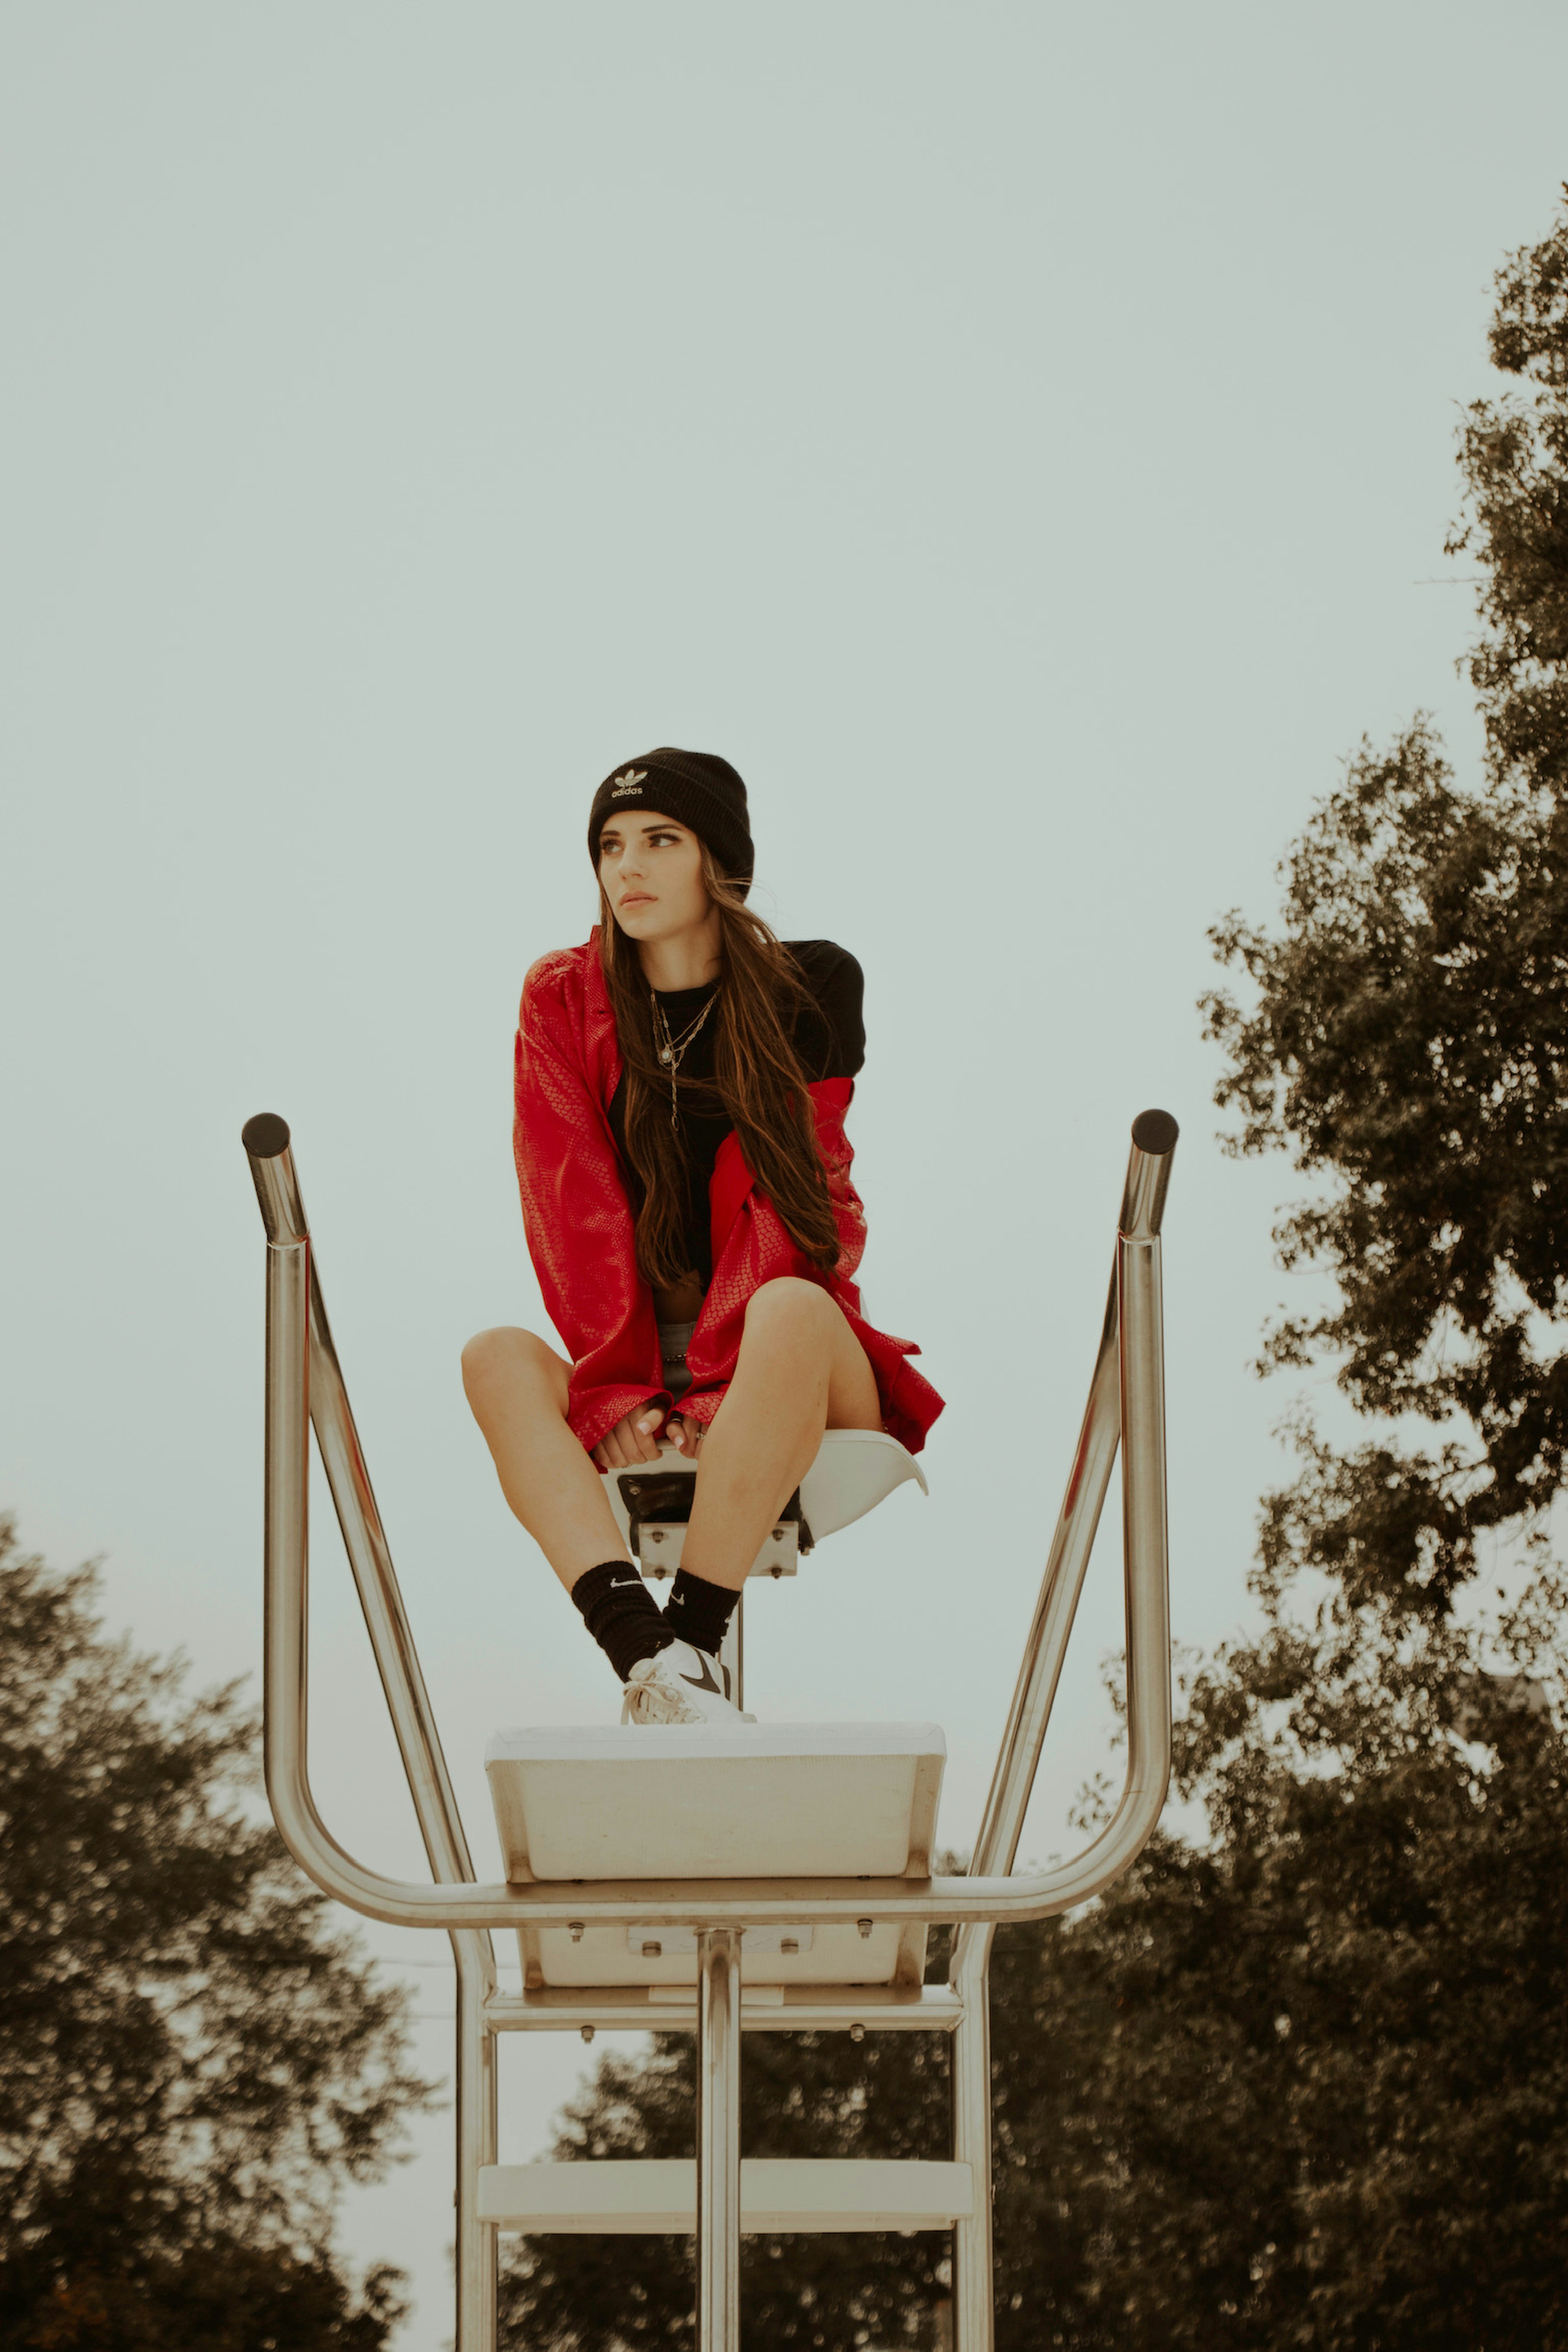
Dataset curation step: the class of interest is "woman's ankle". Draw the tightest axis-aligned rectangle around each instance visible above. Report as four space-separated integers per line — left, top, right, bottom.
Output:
664 1567 741 1656
570 1561 672 1682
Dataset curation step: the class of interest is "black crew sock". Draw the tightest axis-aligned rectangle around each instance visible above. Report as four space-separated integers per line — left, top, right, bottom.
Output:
665 1568 741 1660
571 1562 673 1684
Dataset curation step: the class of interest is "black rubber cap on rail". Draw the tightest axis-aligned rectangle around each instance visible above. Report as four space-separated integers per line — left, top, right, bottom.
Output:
241 1113 292 1159
1131 1108 1179 1154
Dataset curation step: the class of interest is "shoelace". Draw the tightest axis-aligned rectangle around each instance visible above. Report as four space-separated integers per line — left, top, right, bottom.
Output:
620 1652 672 1724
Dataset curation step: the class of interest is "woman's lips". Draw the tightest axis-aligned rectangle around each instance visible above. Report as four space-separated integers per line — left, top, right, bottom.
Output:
619 893 654 908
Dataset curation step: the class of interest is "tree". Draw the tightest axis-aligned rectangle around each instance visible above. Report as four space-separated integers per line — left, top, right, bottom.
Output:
502 190 1568 2350
0 1521 433 2350
1201 196 1568 1620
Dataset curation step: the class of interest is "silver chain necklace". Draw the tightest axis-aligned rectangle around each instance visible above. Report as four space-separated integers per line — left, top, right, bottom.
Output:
650 986 720 1129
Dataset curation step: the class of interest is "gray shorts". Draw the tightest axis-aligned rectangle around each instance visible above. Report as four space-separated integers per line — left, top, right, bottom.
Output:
658 1317 697 1404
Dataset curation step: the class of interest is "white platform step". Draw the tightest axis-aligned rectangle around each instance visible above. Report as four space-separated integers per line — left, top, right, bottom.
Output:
478 2158 972 2235
486 1720 945 1992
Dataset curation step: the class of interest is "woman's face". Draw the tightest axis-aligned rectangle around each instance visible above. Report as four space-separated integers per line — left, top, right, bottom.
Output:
598 809 711 943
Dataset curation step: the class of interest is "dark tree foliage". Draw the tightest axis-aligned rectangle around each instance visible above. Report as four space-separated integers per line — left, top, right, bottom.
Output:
983 1599 1568 2349
0 1523 432 2350
0 2233 410 2352
1201 194 1568 1617
502 194 1568 2352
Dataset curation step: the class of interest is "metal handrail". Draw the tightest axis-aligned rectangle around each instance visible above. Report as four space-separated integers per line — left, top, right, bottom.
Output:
944 1106 1174 2348
952 1103 1176 1962
245 1115 1174 1938
243 1114 497 2349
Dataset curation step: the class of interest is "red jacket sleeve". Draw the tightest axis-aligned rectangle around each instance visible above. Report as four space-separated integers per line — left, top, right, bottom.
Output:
512 955 663 1454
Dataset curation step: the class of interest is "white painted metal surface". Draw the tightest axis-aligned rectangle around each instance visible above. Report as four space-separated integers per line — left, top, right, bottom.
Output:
486 1721 944 1882
484 1983 965 2031
523 1918 917 1989
478 2159 973 2235
487 1720 944 1989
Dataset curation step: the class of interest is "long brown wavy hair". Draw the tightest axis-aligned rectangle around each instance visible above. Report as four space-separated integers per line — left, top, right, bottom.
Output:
598 849 840 1289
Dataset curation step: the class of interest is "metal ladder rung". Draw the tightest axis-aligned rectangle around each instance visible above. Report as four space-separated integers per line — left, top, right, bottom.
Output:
477 2158 973 2235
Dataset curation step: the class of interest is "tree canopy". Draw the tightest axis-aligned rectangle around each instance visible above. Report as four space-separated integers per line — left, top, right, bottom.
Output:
0 1522 433 2349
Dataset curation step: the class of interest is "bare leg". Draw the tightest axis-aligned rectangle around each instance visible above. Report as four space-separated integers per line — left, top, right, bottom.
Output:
678 1278 882 1593
461 1327 628 1594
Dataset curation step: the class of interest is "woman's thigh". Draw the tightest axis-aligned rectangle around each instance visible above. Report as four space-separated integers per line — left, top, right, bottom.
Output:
824 1306 883 1432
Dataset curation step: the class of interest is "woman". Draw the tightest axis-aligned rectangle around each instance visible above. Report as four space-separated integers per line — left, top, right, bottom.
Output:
462 747 942 1725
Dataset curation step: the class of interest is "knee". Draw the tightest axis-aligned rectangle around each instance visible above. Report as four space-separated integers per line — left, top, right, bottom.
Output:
461 1325 559 1402
742 1276 837 1345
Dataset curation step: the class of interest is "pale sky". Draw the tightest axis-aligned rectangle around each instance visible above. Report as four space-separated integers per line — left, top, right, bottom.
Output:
6 5 1567 2342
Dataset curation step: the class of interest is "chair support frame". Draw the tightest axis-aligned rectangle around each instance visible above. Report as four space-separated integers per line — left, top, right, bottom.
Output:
246 1114 1175 2352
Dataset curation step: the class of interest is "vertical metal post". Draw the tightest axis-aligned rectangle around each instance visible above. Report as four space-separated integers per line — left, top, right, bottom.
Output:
456 1952 498 2352
248 1117 499 2352
718 1589 744 1713
949 1973 994 2352
696 1929 743 2349
947 1108 1176 2352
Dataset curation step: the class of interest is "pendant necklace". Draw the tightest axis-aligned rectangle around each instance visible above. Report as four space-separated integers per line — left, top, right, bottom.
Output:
651 986 720 1129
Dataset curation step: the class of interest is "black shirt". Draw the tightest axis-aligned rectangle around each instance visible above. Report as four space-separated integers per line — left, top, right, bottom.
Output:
606 939 864 1288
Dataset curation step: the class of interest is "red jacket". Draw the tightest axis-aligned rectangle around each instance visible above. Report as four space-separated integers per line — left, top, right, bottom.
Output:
512 936 944 1459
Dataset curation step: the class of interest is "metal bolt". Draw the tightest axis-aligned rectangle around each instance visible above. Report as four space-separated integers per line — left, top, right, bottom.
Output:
642 1940 662 1958
580 2024 596 2044
780 1938 799 1956
569 1922 584 1943
857 1918 873 1939
849 2022 865 2043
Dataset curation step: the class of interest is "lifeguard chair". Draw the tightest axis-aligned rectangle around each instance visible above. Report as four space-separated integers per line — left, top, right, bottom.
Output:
242 1106 1176 2350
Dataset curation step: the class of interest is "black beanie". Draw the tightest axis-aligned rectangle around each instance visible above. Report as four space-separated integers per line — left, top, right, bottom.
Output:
588 748 754 895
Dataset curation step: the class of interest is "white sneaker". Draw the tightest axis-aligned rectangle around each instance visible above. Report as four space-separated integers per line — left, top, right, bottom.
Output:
621 1641 756 1726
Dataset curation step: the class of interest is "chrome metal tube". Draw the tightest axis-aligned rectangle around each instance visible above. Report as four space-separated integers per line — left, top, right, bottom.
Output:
246 1116 498 2352
238 1812 1179 1932
261 1228 314 1896
719 1589 744 1713
1114 1223 1172 1873
955 1109 1177 1921
949 1974 993 2352
947 1272 1120 1992
696 1931 742 2350
1118 1106 1178 1242
247 1117 1173 1896
457 1956 499 2351
947 1111 1175 2352
247 1116 484 1888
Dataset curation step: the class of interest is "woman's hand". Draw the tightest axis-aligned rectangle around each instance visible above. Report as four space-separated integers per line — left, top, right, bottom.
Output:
667 1412 706 1457
593 1408 664 1470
